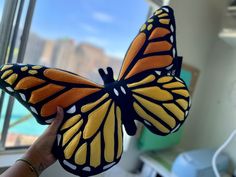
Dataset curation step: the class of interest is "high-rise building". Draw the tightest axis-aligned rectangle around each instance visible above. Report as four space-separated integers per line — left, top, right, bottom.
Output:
40 40 55 66
50 39 77 72
24 32 45 64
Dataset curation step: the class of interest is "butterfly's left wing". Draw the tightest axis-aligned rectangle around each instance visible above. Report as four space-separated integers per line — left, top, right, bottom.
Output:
0 64 102 124
56 97 123 176
0 64 124 176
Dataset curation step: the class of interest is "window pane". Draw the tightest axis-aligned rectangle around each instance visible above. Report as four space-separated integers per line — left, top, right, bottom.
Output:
2 95 46 147
4 0 149 147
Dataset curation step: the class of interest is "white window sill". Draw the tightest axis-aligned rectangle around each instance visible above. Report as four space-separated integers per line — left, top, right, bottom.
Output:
0 150 26 168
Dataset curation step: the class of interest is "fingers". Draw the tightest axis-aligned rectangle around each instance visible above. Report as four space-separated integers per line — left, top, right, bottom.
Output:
48 107 64 134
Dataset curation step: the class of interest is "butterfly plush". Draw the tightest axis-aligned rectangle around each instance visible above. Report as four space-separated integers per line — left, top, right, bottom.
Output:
0 6 190 176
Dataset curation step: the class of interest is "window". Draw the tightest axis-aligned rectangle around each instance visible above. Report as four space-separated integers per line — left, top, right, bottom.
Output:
0 0 149 149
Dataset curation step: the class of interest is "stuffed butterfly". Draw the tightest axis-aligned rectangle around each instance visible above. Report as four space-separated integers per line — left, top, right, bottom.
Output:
0 6 191 176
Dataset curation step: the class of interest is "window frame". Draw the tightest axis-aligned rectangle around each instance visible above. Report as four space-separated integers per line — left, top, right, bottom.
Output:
0 0 36 151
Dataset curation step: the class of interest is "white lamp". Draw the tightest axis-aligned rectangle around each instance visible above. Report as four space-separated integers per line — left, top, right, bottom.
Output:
212 129 236 177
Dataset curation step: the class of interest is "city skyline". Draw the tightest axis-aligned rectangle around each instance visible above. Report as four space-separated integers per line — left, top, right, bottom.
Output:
23 30 122 85
31 0 149 59
0 1 149 58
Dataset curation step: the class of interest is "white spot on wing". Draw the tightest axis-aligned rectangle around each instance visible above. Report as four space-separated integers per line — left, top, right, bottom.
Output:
6 87 13 92
185 111 189 116
175 77 183 83
63 160 76 170
170 25 174 32
144 120 151 126
113 88 119 96
45 118 54 124
120 86 126 94
30 106 37 115
19 93 26 101
67 105 76 114
166 64 173 70
155 71 161 75
83 166 91 172
162 7 169 13
103 162 116 170
57 134 61 146
170 35 174 43
173 48 176 57
171 124 181 133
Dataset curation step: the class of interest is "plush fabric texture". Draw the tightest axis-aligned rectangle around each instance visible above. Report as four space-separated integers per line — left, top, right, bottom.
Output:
0 6 191 176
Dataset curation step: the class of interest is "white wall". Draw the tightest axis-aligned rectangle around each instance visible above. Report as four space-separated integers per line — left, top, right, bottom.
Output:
180 38 236 166
174 0 236 168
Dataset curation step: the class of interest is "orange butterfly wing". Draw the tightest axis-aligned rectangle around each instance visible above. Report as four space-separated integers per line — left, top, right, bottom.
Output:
0 64 102 123
118 6 178 80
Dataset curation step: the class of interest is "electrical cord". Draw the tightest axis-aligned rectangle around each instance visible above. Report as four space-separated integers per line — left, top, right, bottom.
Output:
212 129 236 177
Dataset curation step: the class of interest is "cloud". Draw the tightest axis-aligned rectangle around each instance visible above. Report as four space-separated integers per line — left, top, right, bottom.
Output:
80 23 98 33
92 11 114 23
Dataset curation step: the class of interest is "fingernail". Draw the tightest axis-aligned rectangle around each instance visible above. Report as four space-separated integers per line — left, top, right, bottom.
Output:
57 106 61 113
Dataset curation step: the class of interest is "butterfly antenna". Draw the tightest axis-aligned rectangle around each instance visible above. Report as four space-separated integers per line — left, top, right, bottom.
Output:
98 67 115 85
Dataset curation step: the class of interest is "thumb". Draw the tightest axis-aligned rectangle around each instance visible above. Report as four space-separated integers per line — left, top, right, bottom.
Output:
48 107 64 134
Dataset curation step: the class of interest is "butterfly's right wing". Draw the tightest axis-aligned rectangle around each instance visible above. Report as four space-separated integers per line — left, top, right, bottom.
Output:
127 73 191 135
118 6 181 81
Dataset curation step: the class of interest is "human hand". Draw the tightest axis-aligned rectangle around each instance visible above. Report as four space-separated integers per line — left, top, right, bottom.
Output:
22 107 64 175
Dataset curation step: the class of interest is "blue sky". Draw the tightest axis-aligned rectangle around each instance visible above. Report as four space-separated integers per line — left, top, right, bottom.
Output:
31 0 149 59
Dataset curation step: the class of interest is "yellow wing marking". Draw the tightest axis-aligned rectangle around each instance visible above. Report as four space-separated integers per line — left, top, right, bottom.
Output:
64 132 82 159
28 70 38 75
90 132 101 168
32 65 42 69
176 99 188 110
75 143 87 165
81 93 109 113
133 95 176 128
147 24 153 31
148 19 154 23
5 74 18 85
1 65 13 71
62 120 83 146
157 76 173 83
116 106 123 159
159 19 170 25
154 9 163 15
1 70 13 79
158 13 168 18
21 66 28 71
172 89 190 98
83 99 112 139
133 102 170 133
61 114 81 131
163 103 185 121
127 75 155 88
163 82 186 89
140 24 146 31
104 103 115 163
133 86 173 101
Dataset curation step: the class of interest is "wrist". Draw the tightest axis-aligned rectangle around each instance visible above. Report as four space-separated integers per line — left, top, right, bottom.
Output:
16 159 39 177
23 149 48 175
